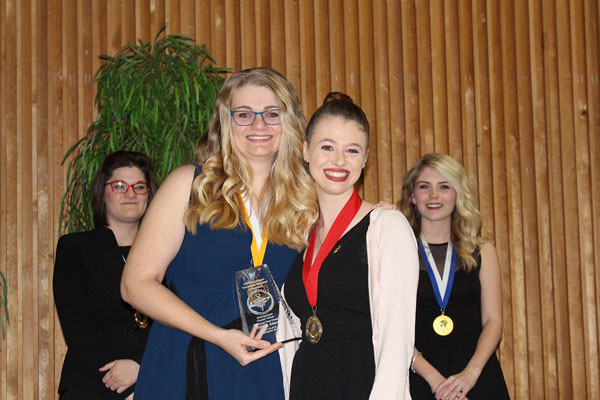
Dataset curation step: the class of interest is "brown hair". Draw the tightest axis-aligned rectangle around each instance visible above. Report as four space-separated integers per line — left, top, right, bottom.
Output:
305 92 370 147
91 150 156 227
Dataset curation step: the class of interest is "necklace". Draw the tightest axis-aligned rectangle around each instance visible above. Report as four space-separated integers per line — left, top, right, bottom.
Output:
121 253 148 329
302 189 362 344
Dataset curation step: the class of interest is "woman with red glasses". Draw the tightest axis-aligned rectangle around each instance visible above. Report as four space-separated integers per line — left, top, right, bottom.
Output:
53 150 156 399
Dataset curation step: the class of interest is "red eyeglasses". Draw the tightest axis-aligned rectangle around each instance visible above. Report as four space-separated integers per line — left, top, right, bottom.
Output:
105 180 150 195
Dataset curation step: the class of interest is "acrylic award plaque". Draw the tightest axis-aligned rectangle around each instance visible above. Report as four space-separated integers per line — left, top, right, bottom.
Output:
235 264 300 345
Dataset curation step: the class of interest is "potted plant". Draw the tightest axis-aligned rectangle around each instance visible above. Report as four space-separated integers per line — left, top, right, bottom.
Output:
60 26 227 234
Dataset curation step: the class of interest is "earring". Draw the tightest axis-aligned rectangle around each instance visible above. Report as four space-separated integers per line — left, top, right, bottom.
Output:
304 157 309 163
362 162 366 169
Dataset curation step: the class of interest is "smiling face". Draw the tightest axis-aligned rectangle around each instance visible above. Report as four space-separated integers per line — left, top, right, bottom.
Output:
104 166 149 227
303 116 368 198
230 85 283 165
411 166 457 225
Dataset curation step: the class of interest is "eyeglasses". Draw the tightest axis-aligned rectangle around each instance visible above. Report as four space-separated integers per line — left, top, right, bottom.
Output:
230 109 281 126
105 180 150 195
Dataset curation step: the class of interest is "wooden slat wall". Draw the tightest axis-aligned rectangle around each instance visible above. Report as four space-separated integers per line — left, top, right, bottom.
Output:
0 1 598 398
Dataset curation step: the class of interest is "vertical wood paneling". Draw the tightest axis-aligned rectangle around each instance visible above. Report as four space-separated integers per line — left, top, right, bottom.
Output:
542 1 573 397
299 0 316 115
357 1 376 202
372 0 391 201
485 2 514 396
180 0 195 37
4 0 20 399
585 5 600 393
283 0 300 89
515 0 545 396
314 0 330 103
500 1 529 398
328 0 344 92
255 0 270 67
240 0 256 69
1 1 599 398
33 1 54 398
0 0 7 395
570 0 600 396
17 1 35 398
48 0 65 392
387 0 405 203
444 1 462 159
556 0 586 397
430 0 447 154
457 1 476 178
471 0 492 232
269 0 285 73
225 0 240 69
528 0 559 397
415 0 433 154
401 0 420 167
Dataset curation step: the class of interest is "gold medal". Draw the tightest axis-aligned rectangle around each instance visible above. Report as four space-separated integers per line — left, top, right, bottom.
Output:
134 310 148 329
306 309 323 344
433 312 453 336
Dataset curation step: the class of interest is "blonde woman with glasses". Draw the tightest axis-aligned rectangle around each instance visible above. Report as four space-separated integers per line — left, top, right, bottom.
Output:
121 67 317 399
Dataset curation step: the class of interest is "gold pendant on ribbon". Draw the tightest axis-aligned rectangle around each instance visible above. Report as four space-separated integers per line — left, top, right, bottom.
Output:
433 313 453 336
306 313 323 344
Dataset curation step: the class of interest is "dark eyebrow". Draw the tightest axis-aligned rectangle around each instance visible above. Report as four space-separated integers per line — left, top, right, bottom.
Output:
315 138 365 150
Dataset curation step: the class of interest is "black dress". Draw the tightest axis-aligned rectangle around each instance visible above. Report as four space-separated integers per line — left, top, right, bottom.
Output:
409 243 509 399
285 214 375 400
53 227 149 399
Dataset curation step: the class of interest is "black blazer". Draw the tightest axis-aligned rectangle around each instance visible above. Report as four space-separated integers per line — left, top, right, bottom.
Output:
53 226 149 399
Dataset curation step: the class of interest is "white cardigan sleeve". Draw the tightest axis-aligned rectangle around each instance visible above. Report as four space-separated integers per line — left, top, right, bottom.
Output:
277 283 301 400
367 207 419 399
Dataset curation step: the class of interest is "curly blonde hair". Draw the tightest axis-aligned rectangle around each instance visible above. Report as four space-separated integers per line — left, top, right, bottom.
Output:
184 67 318 250
399 153 482 271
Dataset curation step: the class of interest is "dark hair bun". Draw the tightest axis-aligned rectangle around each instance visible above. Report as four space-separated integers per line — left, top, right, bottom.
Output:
323 92 353 105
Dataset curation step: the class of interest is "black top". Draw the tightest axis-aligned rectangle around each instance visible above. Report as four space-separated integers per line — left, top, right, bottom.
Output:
53 226 149 399
285 213 375 400
410 243 509 399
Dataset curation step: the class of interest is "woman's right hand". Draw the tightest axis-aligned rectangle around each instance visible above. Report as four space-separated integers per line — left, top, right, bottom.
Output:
99 359 140 393
215 324 283 366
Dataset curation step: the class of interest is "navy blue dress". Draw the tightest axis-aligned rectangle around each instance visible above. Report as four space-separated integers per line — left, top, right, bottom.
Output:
134 220 297 399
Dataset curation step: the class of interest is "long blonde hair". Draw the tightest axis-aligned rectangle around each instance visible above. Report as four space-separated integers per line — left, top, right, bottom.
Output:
184 67 317 250
399 153 482 271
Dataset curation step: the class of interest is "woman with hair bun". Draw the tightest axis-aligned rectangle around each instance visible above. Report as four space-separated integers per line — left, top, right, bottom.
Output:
280 92 419 399
399 153 509 400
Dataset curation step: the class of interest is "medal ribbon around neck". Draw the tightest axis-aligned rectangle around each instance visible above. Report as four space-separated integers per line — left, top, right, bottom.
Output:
302 189 362 307
236 193 268 267
417 234 457 311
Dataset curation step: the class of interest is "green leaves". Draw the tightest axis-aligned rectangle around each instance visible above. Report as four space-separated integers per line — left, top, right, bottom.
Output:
59 26 227 234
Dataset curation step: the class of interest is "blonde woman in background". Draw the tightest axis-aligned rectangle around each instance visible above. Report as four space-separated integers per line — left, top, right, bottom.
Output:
399 153 509 400
121 67 317 399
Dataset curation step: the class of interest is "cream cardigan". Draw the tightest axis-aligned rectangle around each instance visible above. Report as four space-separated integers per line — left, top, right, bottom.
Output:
278 207 419 399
